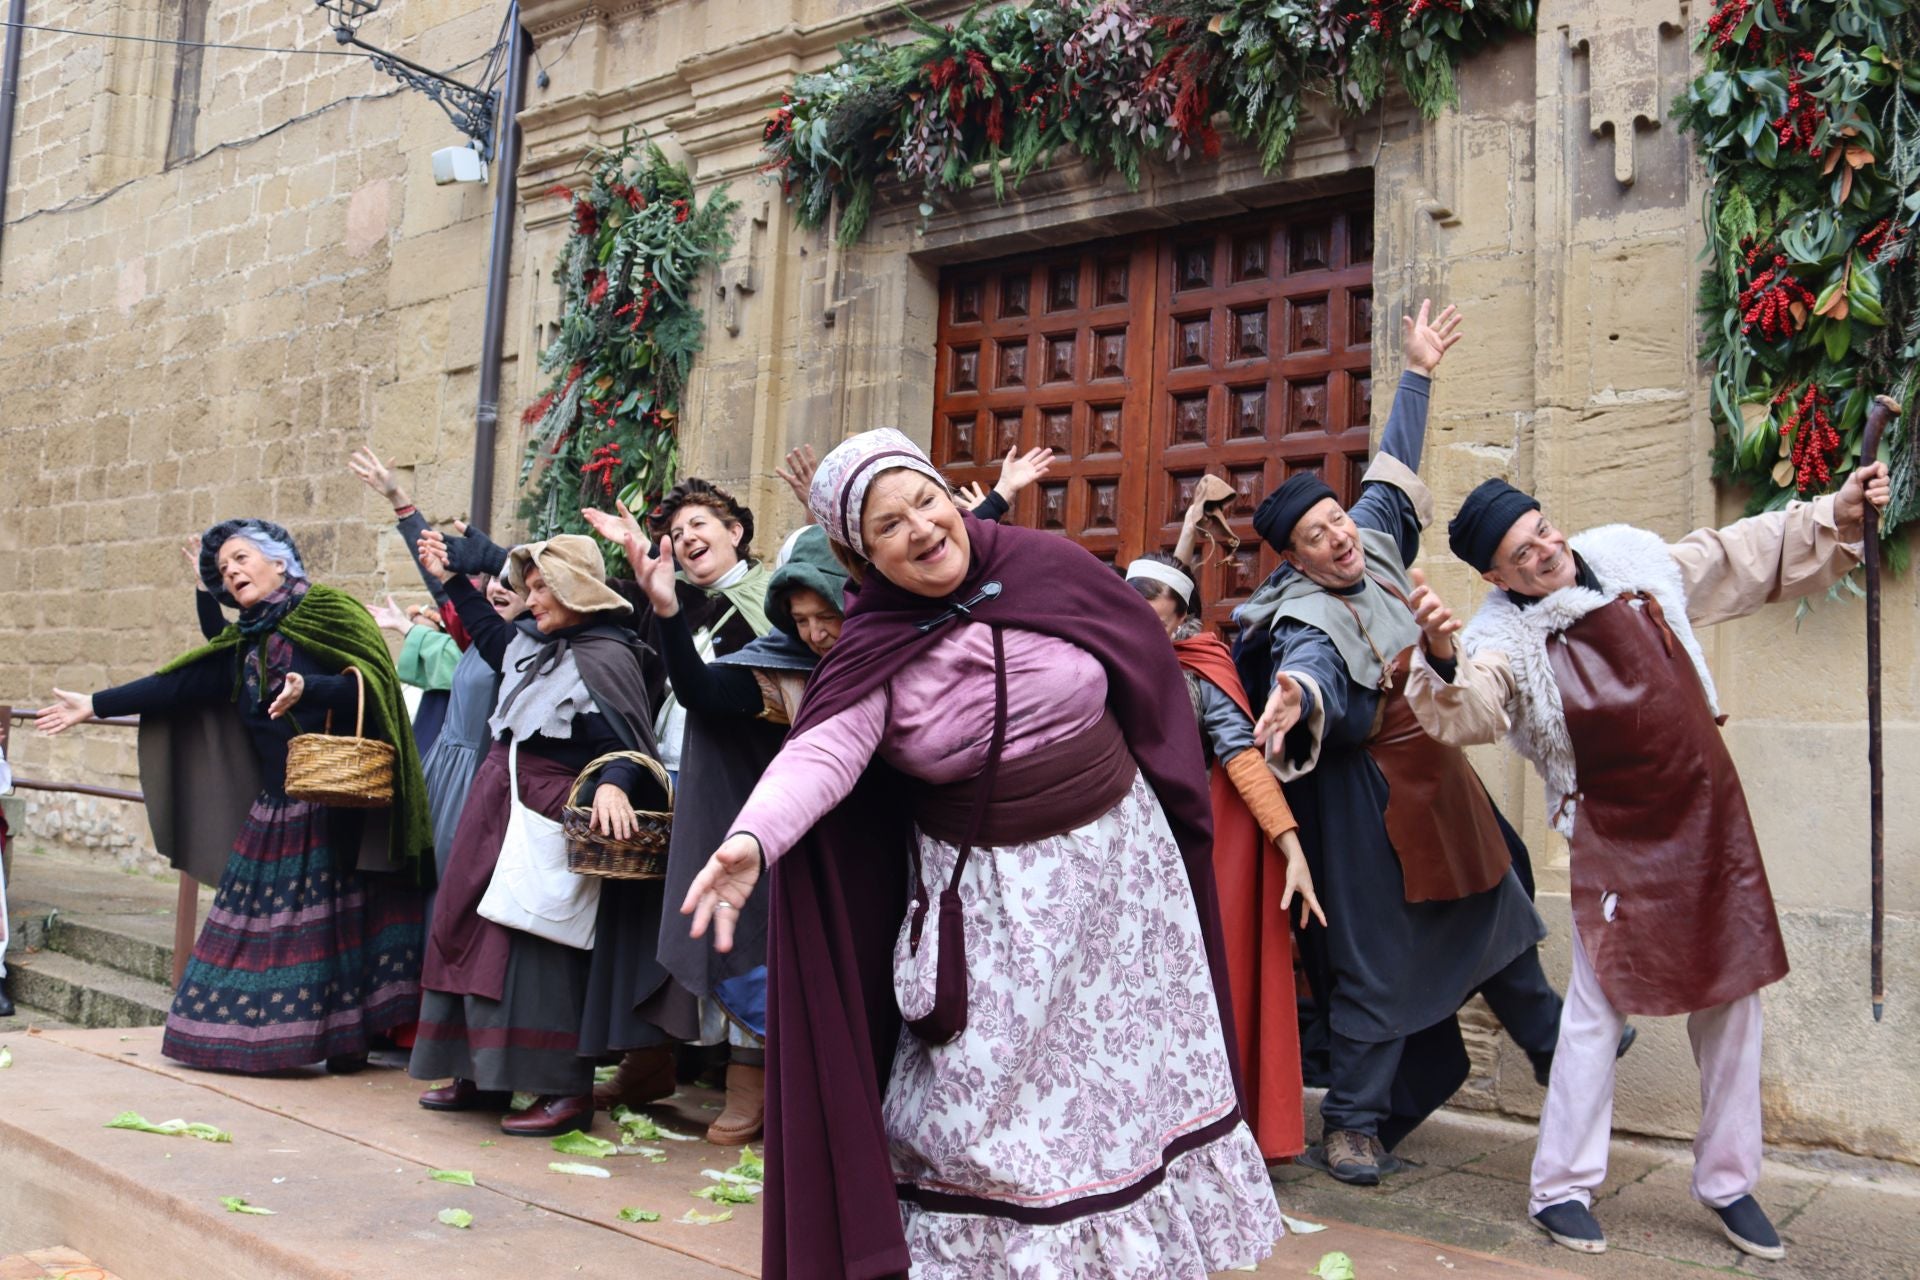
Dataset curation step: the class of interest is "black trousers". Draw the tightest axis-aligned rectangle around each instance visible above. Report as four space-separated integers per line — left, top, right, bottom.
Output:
1321 945 1563 1142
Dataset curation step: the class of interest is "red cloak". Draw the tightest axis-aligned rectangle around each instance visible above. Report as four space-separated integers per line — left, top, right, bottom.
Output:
1173 631 1306 1162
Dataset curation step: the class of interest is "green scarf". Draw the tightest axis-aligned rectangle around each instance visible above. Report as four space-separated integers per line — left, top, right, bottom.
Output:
160 584 434 885
681 559 773 637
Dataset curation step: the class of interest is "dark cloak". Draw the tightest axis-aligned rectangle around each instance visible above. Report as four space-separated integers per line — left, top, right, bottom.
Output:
757 514 1237 1280
579 574 765 1056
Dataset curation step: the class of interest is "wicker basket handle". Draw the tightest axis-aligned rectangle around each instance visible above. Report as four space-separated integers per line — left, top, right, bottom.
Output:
319 665 368 738
566 751 674 811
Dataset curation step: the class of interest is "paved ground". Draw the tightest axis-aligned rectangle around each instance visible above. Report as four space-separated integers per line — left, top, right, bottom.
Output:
4 854 1916 1278
1276 1096 1920 1279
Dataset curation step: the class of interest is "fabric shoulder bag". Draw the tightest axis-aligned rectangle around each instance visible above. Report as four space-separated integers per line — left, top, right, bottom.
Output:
478 740 601 950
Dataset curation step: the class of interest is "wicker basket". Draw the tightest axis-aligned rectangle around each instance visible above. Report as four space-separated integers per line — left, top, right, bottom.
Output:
562 751 675 879
285 665 396 809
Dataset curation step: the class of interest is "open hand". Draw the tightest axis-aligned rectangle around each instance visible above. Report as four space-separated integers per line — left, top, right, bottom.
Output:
368 594 413 636
416 530 454 583
267 672 305 720
348 446 407 506
954 481 989 509
184 536 206 592
587 502 677 615
1278 833 1328 930
35 689 95 736
592 783 638 841
995 446 1055 501
775 445 819 515
1407 567 1462 661
1835 460 1892 541
1253 672 1304 750
1402 299 1464 377
682 832 764 953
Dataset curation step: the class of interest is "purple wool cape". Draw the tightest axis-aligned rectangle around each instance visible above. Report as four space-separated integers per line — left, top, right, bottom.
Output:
756 513 1243 1280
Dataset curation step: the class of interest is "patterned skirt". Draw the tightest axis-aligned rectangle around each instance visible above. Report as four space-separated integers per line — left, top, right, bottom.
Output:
887 772 1285 1278
162 794 425 1072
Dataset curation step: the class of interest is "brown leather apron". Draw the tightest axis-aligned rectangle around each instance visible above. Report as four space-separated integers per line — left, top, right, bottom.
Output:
1548 592 1789 1017
1368 648 1513 903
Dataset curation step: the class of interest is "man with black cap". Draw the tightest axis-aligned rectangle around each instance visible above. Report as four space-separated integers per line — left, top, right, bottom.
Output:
1403 463 1889 1260
1242 301 1568 1188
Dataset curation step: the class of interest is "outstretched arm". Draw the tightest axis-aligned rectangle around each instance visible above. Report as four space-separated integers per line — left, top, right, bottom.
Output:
1673 462 1889 627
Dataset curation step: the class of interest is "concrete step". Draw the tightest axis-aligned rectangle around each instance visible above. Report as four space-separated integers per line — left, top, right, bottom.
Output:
5 951 170 1030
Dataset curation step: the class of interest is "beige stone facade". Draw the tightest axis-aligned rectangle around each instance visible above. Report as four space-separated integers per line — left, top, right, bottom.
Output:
1 0 1912 1162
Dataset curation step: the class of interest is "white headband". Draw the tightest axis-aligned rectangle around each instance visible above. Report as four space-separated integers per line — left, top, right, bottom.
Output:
1124 558 1196 606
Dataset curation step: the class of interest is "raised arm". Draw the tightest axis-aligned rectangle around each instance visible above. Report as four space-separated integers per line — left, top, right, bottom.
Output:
440 574 518 670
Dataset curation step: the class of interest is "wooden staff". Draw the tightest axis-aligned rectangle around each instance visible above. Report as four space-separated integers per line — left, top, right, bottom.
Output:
1861 393 1900 1022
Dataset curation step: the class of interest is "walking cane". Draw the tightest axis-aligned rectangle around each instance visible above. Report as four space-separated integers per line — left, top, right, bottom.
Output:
1861 393 1900 1022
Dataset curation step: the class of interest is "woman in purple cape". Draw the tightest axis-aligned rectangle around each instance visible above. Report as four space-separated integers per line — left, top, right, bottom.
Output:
682 429 1283 1278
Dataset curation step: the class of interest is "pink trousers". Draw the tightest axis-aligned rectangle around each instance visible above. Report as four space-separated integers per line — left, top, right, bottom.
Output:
1529 923 1764 1215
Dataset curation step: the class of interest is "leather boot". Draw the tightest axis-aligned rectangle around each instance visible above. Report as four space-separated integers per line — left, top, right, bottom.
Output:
0 974 15 1019
592 1046 677 1111
705 1063 765 1146
500 1093 594 1137
419 1078 513 1112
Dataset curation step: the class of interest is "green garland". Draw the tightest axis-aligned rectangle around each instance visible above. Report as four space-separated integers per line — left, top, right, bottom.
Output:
761 0 1534 246
520 138 736 561
1674 0 1920 552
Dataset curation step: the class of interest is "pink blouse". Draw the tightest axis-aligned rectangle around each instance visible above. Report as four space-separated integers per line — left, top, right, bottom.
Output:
730 625 1109 863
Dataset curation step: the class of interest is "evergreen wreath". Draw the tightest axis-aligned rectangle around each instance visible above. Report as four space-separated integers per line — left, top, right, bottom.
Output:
520 137 737 562
760 0 1534 246
1674 0 1920 560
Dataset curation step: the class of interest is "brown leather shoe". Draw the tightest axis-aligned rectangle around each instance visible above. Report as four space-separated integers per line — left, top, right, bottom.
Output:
1317 1128 1381 1186
705 1063 765 1146
592 1047 677 1111
419 1078 513 1112
500 1093 595 1137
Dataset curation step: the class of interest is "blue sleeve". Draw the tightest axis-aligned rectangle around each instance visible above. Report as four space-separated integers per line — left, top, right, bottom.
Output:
396 511 451 603
1347 371 1430 564
1271 618 1371 763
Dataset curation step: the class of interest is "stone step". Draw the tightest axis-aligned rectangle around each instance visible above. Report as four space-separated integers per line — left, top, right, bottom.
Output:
0 1247 129 1280
44 917 174 986
5 951 171 1030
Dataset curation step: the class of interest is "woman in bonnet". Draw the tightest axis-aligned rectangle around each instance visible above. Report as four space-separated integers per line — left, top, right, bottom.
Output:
682 430 1283 1278
37 519 430 1074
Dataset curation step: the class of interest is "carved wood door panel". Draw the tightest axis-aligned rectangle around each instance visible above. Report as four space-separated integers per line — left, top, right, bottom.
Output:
934 201 1375 630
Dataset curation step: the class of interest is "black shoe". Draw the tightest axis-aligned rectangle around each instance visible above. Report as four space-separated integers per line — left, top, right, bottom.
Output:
1301 1129 1381 1186
325 1053 369 1075
0 976 14 1019
1533 1199 1607 1253
1710 1194 1784 1260
1616 1023 1638 1058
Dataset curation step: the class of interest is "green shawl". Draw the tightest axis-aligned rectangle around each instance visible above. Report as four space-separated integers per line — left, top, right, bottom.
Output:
679 558 773 637
159 584 434 884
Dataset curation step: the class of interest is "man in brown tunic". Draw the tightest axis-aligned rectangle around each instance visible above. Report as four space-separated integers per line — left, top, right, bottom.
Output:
1403 461 1890 1262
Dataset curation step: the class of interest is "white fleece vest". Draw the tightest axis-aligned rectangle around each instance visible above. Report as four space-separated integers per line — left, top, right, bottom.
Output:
1460 524 1719 837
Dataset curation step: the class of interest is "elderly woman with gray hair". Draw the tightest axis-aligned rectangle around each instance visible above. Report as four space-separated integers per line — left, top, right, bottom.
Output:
37 518 432 1074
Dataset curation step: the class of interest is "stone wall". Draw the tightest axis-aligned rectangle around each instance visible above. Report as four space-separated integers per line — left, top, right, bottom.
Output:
2 0 1912 1162
0 0 517 829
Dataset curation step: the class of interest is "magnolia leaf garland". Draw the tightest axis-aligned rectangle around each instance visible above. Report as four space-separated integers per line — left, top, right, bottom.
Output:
1675 0 1920 547
520 137 736 557
761 0 1534 246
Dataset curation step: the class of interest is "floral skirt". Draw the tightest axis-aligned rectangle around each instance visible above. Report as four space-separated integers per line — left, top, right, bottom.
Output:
887 772 1284 1278
162 794 424 1072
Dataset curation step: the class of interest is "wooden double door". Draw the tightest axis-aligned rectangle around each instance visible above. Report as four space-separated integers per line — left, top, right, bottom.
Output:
933 201 1375 634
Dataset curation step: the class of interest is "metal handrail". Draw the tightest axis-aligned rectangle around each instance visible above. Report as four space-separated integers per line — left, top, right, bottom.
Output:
1 703 195 986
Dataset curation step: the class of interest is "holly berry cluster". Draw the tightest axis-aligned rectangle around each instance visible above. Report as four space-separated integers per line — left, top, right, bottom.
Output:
1737 238 1816 341
1773 53 1826 156
1774 382 1841 492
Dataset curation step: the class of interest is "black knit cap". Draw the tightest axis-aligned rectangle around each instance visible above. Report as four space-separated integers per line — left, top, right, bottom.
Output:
1253 473 1339 552
1447 478 1541 573
198 518 305 607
